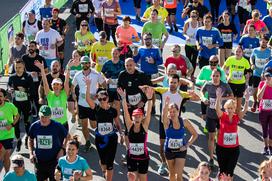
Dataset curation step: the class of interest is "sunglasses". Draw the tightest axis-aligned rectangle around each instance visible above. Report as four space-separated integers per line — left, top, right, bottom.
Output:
98 97 107 101
81 24 88 26
144 38 152 41
209 61 218 66
191 15 197 18
81 62 90 64
12 160 24 167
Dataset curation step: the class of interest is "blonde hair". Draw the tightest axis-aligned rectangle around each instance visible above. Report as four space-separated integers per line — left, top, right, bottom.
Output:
189 161 211 179
258 160 269 175
224 99 237 110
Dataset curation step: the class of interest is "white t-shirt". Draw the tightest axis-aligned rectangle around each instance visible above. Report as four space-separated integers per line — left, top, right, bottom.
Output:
72 69 105 107
161 91 183 108
35 28 62 59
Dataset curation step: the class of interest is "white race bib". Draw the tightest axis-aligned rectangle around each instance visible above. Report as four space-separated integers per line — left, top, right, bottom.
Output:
0 120 7 130
255 58 268 68
128 93 141 106
263 99 272 110
37 135 53 149
14 90 28 102
63 168 73 176
98 57 108 65
98 123 113 135
168 138 183 149
152 38 160 47
129 143 145 155
78 4 88 13
202 36 213 46
51 107 64 119
231 71 243 80
104 8 114 17
209 98 216 109
109 79 118 89
222 33 232 43
244 48 252 57
166 0 174 4
223 133 237 146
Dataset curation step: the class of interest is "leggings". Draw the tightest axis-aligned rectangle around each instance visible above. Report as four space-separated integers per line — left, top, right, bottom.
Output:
216 145 240 177
104 23 118 46
185 45 198 76
14 101 32 139
209 0 221 23
259 110 272 139
94 17 104 32
238 6 250 25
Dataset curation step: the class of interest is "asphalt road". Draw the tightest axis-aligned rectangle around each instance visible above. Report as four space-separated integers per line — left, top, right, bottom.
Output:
0 0 268 180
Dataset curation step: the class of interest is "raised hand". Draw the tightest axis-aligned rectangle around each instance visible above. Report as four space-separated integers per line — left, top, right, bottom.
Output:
216 87 223 98
117 88 126 98
83 76 91 87
34 60 44 70
165 96 170 106
145 86 154 100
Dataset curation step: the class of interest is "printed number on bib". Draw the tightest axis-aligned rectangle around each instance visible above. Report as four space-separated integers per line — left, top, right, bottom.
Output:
51 107 64 119
222 33 232 43
231 71 243 80
223 133 237 146
263 99 272 110
244 48 252 57
209 98 216 109
104 8 114 17
202 37 212 46
168 138 183 149
14 90 28 101
0 120 8 130
37 135 53 149
98 123 113 135
255 58 267 68
98 57 108 65
78 4 88 13
166 0 174 4
109 79 118 89
129 143 144 155
152 38 160 47
128 93 141 106
63 168 73 176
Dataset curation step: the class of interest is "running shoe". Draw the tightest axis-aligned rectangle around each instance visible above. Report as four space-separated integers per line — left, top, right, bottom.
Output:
84 140 91 152
16 139 22 152
158 163 168 175
136 15 141 22
174 24 178 32
262 147 269 155
169 27 173 34
203 127 208 134
25 136 28 149
251 102 257 112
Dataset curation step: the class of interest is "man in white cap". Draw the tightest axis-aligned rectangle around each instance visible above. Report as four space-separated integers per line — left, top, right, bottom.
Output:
3 154 36 181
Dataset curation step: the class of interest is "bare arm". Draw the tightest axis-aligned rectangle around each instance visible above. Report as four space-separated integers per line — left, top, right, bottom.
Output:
162 96 170 129
64 70 70 96
238 90 250 120
117 88 133 129
35 61 49 96
183 119 198 147
215 88 223 118
142 87 154 131
85 77 95 109
257 82 267 101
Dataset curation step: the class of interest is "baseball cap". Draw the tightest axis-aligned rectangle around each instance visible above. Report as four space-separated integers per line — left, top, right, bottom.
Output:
28 10 35 15
132 108 144 116
264 68 272 77
52 78 63 85
52 8 59 13
80 56 90 63
11 155 24 167
39 105 52 117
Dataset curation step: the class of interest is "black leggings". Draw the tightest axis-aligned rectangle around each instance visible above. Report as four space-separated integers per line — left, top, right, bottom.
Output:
238 7 250 25
95 133 118 170
216 145 240 177
209 0 221 23
185 45 198 76
104 23 118 46
14 101 32 139
95 17 104 32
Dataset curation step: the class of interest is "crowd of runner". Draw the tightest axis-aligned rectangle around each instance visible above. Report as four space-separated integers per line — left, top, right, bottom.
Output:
2 0 272 180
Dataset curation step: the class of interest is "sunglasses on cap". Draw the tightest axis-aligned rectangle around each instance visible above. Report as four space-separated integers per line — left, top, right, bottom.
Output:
209 61 218 66
98 97 107 101
12 160 24 167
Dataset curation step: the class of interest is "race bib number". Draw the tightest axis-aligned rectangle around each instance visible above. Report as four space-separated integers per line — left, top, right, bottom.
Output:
152 38 160 47
231 71 243 80
263 99 272 110
109 79 118 89
0 120 7 130
129 143 144 155
51 107 64 119
98 123 113 135
168 138 183 149
104 8 114 17
166 0 174 4
255 58 267 68
209 98 216 109
244 48 252 57
78 4 88 13
128 93 141 106
151 73 160 79
37 135 53 149
222 33 232 43
63 168 73 176
98 57 108 65
202 36 212 46
14 90 28 102
223 133 237 146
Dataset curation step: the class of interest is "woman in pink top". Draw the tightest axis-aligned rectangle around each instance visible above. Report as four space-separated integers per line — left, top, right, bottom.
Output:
257 68 272 155
243 9 269 36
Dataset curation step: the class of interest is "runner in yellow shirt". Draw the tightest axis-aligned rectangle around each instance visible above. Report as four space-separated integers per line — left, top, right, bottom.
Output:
141 0 169 23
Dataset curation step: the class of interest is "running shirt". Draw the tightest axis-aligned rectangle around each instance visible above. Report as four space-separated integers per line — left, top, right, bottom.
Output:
224 56 251 84
133 46 163 75
102 0 120 25
74 31 96 52
163 0 177 9
116 25 138 45
263 15 272 35
164 118 186 152
22 20 42 44
22 54 48 78
202 81 233 119
58 155 90 180
251 47 271 77
92 0 104 18
40 74 66 90
95 105 117 136
128 124 149 160
239 35 260 58
28 120 68 162
91 41 116 72
142 22 168 47
258 81 272 111
50 18 67 36
47 90 68 125
35 28 62 59
70 0 95 18
101 59 125 91
3 170 37 181
185 20 200 46
70 64 82 80
195 27 223 59
164 55 189 76
245 19 267 34
217 22 238 49
185 3 209 19
195 65 227 87
217 112 240 148
0 102 18 140
142 6 168 23
72 69 105 108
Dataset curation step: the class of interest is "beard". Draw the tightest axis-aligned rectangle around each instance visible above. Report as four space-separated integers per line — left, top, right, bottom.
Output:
29 49 35 54
52 68 59 74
